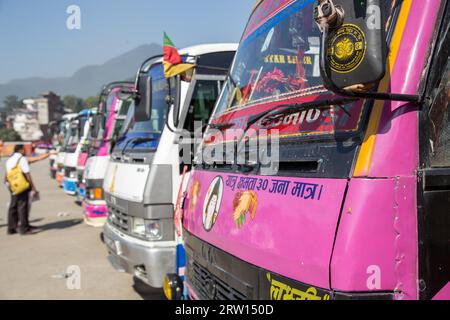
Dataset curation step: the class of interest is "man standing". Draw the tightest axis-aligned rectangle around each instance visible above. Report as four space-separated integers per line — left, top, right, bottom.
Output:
4 144 48 235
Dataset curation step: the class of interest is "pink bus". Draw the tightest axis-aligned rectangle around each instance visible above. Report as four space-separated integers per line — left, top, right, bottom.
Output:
172 0 449 300
82 82 134 226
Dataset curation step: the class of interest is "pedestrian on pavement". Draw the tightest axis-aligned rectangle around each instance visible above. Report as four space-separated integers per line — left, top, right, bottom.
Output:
4 144 49 235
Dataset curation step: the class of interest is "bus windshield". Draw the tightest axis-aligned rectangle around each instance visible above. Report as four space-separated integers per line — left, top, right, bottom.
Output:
120 102 135 136
112 98 133 139
91 90 121 141
210 0 370 142
215 0 323 113
62 123 72 148
78 116 88 139
66 121 79 152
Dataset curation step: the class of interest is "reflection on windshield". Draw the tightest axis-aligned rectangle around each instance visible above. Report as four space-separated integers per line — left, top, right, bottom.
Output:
66 121 79 151
119 99 132 116
106 95 116 113
214 0 323 117
121 102 135 135
78 117 87 138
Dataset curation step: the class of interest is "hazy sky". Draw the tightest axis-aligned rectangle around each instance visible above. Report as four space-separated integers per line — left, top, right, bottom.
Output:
0 0 253 84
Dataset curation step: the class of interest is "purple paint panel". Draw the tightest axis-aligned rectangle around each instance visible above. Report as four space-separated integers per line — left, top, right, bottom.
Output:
77 152 88 168
331 177 417 300
98 88 121 157
370 0 441 178
83 202 107 218
433 283 450 300
184 170 348 289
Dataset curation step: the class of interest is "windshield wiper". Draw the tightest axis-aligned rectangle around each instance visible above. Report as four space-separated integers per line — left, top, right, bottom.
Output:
244 97 357 134
131 137 157 146
208 122 236 130
121 136 157 154
198 97 359 171
231 97 358 171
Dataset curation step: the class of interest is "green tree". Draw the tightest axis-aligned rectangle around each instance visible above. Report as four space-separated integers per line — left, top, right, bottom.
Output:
85 96 99 109
63 95 84 113
0 128 22 142
3 95 23 113
0 111 6 129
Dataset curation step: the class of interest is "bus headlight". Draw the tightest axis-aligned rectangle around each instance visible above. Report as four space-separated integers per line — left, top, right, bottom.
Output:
132 218 146 237
145 220 162 240
131 219 162 240
88 188 103 200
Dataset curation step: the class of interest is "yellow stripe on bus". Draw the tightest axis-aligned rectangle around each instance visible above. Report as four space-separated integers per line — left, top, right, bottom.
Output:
353 0 413 177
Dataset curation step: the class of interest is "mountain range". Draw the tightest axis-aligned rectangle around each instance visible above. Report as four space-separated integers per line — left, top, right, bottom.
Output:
0 43 162 105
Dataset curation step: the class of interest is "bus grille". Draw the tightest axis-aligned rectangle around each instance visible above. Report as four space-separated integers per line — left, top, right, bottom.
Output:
190 262 247 300
64 167 76 178
107 207 129 233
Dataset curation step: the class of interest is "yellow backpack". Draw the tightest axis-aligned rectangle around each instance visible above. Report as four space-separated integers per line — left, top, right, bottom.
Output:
6 156 30 195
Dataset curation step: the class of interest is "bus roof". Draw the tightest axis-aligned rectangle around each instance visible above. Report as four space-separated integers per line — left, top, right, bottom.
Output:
179 43 238 57
143 43 238 72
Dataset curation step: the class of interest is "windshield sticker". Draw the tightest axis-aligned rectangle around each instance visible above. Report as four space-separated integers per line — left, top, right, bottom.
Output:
264 54 313 65
233 191 258 228
267 273 330 300
202 176 224 232
327 24 367 74
206 99 365 145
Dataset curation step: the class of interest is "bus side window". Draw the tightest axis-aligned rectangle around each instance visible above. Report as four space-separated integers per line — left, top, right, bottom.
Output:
183 80 220 133
429 58 450 168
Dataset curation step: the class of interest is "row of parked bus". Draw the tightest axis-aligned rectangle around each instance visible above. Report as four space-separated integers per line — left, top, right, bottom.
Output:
49 0 449 300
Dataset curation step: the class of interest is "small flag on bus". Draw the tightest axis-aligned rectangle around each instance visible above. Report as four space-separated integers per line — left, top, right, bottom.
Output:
163 32 195 78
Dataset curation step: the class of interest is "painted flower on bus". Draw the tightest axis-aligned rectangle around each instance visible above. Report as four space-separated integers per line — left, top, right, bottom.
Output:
189 180 201 211
233 190 258 228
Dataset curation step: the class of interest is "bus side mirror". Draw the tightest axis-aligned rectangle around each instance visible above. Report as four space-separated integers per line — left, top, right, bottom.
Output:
134 75 152 122
318 0 387 90
165 75 182 129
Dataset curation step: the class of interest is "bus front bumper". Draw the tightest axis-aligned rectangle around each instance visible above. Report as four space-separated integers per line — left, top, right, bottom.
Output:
56 171 64 186
63 178 77 195
83 200 107 227
103 222 176 288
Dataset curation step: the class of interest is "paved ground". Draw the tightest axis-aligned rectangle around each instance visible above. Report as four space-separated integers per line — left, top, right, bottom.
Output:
0 158 165 300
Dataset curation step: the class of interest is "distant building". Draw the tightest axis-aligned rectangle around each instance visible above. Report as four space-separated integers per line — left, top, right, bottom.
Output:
21 91 65 141
12 112 43 141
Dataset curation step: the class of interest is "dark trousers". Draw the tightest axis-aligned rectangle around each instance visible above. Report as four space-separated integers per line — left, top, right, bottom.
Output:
7 189 30 234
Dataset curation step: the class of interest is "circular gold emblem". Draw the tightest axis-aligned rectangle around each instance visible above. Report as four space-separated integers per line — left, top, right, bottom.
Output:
327 24 366 74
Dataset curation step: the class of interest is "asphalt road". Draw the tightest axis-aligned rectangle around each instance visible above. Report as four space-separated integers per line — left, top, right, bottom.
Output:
0 158 165 300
